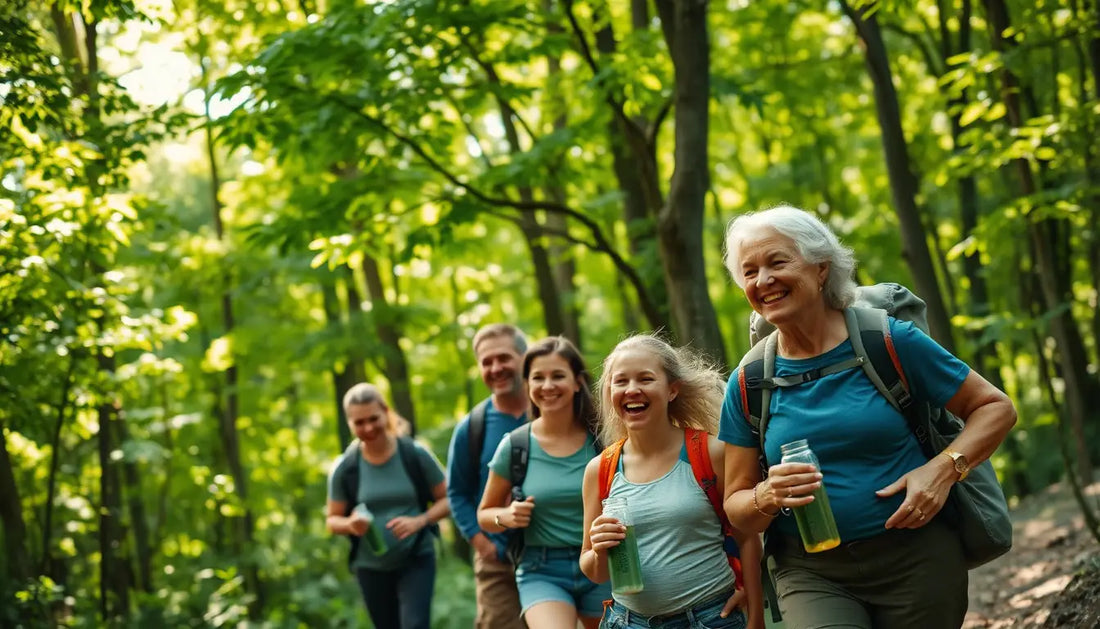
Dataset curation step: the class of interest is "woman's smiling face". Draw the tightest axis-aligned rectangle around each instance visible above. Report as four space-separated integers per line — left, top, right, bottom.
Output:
527 352 580 416
606 348 678 430
736 227 828 327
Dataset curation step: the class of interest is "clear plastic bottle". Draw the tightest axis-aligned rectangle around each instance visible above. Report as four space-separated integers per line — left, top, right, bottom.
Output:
601 496 644 594
780 439 841 552
355 503 389 555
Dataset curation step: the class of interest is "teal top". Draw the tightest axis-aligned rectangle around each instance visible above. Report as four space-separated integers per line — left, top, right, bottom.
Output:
719 317 969 542
327 440 445 570
489 429 597 548
606 449 734 616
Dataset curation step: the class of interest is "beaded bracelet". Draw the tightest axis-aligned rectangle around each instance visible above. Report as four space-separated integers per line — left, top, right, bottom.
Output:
753 482 780 517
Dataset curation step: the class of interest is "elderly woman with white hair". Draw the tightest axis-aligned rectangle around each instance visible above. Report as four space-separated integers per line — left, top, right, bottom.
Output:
718 205 1016 629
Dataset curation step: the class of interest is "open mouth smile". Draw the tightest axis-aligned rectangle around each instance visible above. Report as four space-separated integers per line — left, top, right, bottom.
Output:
761 291 788 304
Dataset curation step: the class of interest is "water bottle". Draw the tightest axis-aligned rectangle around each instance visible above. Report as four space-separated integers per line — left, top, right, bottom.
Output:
780 439 840 552
355 504 389 555
601 496 644 594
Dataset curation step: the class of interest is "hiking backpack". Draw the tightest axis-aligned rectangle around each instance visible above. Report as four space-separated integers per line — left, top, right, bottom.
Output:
736 282 1012 569
464 400 528 563
596 427 745 589
335 436 440 569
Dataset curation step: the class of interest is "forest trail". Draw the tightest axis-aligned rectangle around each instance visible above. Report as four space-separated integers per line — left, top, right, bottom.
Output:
964 480 1100 628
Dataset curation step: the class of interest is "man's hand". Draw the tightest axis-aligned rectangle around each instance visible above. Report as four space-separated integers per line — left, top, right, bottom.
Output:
470 532 498 562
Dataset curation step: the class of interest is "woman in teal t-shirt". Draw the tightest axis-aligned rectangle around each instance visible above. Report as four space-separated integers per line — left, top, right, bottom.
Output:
325 383 450 629
478 336 610 629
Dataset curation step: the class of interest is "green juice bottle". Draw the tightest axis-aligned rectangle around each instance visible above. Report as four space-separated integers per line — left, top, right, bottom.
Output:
355 504 389 555
780 439 841 553
601 496 644 594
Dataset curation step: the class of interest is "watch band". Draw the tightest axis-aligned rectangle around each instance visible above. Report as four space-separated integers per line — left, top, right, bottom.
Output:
941 448 970 481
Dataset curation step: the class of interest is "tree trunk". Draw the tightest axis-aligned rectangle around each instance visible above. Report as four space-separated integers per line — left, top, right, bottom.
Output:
117 419 153 593
1080 2 1100 366
322 275 363 447
201 59 264 617
360 253 417 433
653 0 727 364
490 74 569 338
53 7 132 617
96 385 130 620
543 12 583 345
0 426 30 584
592 12 671 332
983 0 1095 483
839 0 956 354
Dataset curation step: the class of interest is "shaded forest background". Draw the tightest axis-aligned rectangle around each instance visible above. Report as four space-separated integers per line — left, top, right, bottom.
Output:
3 0 1100 626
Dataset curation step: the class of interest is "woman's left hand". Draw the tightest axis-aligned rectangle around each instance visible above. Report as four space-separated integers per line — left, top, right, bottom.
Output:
386 514 429 540
876 458 955 529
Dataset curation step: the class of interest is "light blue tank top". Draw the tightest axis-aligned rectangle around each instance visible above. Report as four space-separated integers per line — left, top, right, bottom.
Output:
607 454 734 615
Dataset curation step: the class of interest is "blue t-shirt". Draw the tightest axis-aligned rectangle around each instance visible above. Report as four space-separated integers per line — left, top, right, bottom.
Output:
445 399 527 557
718 318 969 542
327 440 445 570
489 430 597 548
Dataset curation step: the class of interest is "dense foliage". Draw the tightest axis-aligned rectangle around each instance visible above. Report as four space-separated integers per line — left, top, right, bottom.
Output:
3 0 1099 626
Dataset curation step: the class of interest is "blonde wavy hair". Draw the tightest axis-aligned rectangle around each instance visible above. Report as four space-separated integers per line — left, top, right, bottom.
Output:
595 334 725 445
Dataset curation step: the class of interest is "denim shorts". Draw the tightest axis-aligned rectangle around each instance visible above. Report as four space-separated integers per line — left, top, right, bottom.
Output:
600 592 747 629
516 546 611 618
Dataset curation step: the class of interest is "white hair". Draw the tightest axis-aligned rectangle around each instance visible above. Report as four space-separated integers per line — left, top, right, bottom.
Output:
723 204 858 310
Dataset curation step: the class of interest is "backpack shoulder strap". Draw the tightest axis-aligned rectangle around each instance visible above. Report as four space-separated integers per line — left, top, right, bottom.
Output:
684 428 744 588
843 307 911 412
845 307 938 450
508 423 532 500
737 332 778 470
337 441 361 516
684 428 724 525
396 437 433 512
467 399 490 476
597 438 627 502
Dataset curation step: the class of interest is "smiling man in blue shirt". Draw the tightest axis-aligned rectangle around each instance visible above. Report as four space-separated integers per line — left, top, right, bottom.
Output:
446 323 529 629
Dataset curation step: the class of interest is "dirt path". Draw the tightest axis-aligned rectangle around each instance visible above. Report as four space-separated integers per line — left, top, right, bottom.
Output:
964 481 1100 628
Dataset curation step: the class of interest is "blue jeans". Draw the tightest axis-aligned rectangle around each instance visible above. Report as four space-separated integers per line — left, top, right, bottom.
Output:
355 551 436 629
600 592 746 629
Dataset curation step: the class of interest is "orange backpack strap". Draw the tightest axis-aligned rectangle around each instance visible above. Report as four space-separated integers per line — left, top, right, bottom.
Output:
598 438 627 502
685 428 744 588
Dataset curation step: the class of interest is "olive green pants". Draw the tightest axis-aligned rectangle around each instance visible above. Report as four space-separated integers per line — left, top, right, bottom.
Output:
771 519 967 629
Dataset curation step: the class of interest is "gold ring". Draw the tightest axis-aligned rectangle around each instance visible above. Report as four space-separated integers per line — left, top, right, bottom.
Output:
906 504 914 513
786 488 792 498
916 508 925 520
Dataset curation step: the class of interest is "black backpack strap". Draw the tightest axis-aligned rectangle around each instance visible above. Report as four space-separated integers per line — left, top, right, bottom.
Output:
396 437 441 541
338 441 361 516
336 442 362 569
508 423 532 502
467 399 490 479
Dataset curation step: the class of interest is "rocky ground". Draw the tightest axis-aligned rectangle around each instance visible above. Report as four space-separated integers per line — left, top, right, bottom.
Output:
964 481 1100 628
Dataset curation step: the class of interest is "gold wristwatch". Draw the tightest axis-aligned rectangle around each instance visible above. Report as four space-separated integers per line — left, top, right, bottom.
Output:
494 513 508 529
941 448 970 481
